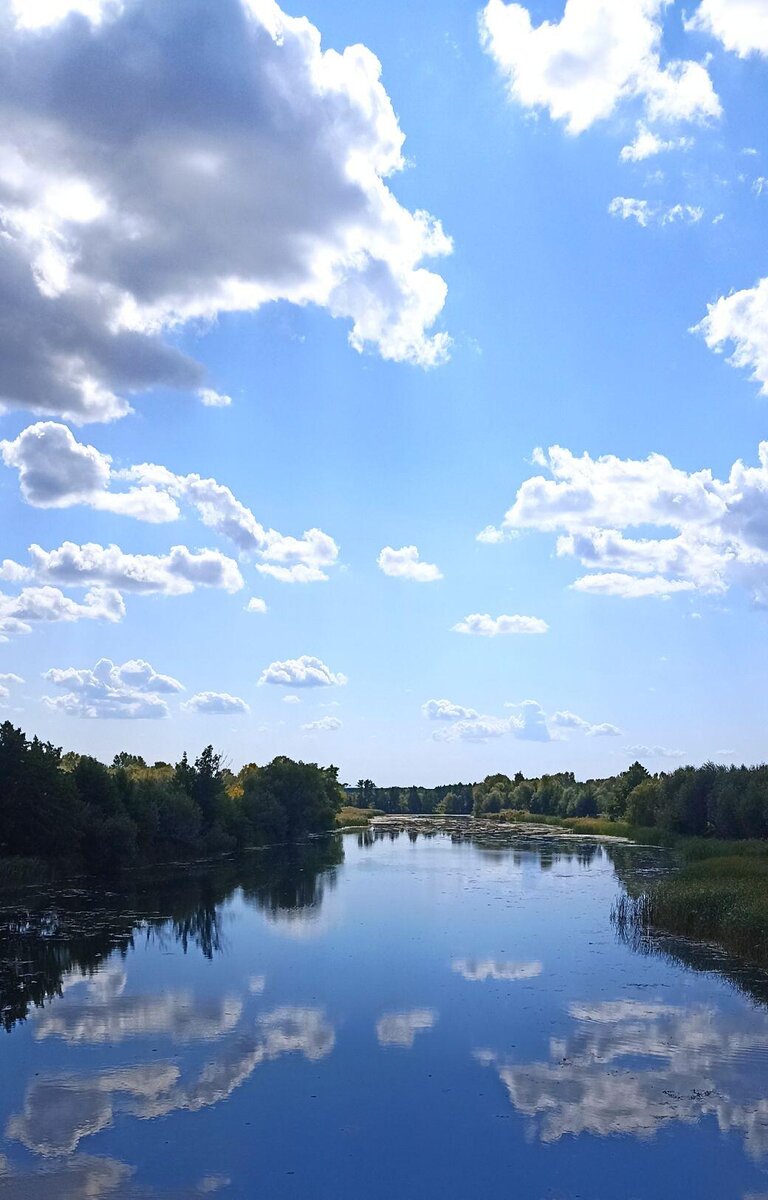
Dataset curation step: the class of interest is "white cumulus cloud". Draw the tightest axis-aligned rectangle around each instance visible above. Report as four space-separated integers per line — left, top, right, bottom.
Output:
1 542 243 595
0 585 124 642
452 613 548 636
301 716 342 732
377 545 443 582
43 657 182 719
259 656 347 688
183 692 250 716
686 0 768 58
490 442 768 605
480 0 720 136
0 0 451 424
1 422 340 581
694 275 768 393
422 698 479 721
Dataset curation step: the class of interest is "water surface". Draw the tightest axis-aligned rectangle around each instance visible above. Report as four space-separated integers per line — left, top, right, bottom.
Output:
1 826 768 1199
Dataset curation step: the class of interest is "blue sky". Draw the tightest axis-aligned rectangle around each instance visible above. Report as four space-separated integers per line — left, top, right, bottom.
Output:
1 0 767 784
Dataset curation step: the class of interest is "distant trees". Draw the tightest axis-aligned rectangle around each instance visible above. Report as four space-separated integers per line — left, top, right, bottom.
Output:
0 721 343 873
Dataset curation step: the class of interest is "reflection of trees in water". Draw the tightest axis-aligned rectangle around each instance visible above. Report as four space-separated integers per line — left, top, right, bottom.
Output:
0 836 343 1032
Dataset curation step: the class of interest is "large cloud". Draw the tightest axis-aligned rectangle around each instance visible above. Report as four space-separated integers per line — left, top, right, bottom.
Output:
1 542 243 595
687 0 768 58
0 0 451 423
0 585 123 641
477 997 768 1158
259 655 347 688
429 697 618 743
484 442 768 604
43 656 183 718
1 422 340 581
479 0 720 136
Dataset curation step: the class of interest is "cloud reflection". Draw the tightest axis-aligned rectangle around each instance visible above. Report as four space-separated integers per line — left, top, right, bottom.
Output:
8 1007 335 1158
34 992 243 1045
476 998 768 1158
452 959 542 982
376 1010 438 1048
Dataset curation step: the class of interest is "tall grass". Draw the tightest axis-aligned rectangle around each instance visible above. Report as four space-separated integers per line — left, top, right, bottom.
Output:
336 806 383 828
613 846 768 966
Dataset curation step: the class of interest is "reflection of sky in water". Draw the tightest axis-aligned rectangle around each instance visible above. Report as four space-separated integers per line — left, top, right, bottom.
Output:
1 832 768 1199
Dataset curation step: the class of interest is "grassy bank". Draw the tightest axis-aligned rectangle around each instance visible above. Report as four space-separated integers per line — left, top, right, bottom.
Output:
614 840 768 966
336 806 383 828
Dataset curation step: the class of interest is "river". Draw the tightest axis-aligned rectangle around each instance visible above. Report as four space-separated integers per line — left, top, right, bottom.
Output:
1 823 768 1199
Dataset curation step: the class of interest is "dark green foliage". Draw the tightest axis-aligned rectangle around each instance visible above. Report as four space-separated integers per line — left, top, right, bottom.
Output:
0 722 343 874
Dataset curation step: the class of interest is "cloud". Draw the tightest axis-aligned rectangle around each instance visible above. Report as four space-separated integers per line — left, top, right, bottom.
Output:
7 1007 335 1158
694 276 768 393
376 1010 437 1048
0 0 451 425
433 715 511 743
452 613 548 636
198 388 232 408
377 545 443 582
0 673 24 685
626 743 686 759
1 422 340 580
259 655 347 688
245 597 267 614
476 997 768 1159
282 695 300 705
182 692 250 716
43 657 182 719
507 698 551 742
609 197 704 226
571 572 696 598
422 698 479 721
452 959 543 982
0 586 124 642
686 0 768 58
479 0 720 136
34 989 242 1045
1 542 243 595
301 716 342 732
491 442 768 604
551 711 622 736
619 124 693 161
0 422 177 520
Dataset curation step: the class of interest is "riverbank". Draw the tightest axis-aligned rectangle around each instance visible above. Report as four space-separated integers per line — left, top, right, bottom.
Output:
614 845 768 966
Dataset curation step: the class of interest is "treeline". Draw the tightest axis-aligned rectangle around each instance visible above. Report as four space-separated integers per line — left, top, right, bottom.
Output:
352 779 474 815
356 760 768 840
472 761 768 838
0 721 342 873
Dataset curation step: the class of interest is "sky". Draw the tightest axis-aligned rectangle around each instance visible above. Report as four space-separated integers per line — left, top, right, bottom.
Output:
1 0 768 785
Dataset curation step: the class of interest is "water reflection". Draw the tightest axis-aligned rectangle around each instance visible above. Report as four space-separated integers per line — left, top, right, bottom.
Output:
477 997 768 1158
0 1155 231 1199
8 1006 335 1157
0 836 342 1033
375 1009 438 1048
452 959 542 982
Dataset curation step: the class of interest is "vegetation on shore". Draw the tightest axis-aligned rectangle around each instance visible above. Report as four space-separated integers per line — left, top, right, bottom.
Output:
336 805 383 827
0 720 342 875
613 841 768 966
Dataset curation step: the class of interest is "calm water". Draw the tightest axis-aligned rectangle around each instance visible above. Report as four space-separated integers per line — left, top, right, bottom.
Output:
2 825 768 1199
